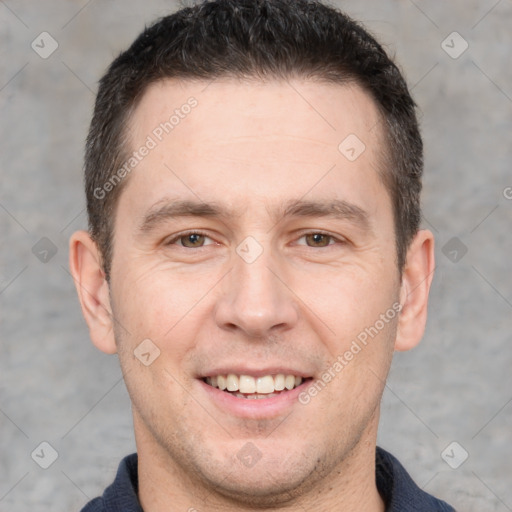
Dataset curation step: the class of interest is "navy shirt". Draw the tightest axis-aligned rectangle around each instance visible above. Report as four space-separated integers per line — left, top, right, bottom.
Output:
81 447 455 511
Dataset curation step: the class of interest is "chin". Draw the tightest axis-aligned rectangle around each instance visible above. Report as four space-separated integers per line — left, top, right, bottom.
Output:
202 467 313 507
187 443 330 507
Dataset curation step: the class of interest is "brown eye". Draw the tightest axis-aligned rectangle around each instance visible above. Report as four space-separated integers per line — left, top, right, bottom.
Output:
304 233 332 247
179 233 206 248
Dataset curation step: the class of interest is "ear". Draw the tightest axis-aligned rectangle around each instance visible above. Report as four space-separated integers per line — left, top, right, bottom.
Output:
69 230 117 354
395 229 435 352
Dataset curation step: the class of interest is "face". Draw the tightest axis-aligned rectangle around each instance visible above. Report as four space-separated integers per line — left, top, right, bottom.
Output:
84 78 409 502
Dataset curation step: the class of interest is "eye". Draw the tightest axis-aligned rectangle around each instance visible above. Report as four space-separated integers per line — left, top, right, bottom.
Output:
296 232 340 248
166 231 215 248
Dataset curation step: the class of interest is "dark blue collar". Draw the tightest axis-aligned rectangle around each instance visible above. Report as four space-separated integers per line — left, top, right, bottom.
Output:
376 446 455 511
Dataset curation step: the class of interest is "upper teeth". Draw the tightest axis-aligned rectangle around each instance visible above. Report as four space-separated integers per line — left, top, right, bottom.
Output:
205 374 303 394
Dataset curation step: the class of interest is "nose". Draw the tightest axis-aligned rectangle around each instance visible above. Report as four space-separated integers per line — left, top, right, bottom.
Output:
214 245 299 339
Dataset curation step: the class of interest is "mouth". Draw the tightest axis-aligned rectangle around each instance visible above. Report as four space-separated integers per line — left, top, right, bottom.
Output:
201 373 313 400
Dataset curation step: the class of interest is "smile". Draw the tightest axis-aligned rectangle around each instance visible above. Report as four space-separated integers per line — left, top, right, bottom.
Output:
202 373 312 399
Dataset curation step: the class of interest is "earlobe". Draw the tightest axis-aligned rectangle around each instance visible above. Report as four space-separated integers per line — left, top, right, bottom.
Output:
394 229 435 352
69 230 117 354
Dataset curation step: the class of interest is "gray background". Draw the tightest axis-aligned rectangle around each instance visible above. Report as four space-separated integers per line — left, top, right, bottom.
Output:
1 0 511 510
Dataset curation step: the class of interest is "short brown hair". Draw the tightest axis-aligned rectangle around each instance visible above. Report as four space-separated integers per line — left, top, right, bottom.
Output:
85 0 423 280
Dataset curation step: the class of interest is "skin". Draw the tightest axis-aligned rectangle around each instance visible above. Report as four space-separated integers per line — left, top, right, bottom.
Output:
70 78 434 511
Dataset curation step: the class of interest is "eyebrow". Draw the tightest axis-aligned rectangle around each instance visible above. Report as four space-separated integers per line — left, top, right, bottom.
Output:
281 199 371 231
137 198 372 234
138 199 230 234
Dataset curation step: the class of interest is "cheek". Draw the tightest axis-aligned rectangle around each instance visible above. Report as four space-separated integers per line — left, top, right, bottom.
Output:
314 315 397 427
287 262 399 398
288 260 399 337
111 260 222 344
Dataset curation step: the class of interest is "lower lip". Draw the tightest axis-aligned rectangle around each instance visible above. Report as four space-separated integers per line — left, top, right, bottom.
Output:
198 379 311 419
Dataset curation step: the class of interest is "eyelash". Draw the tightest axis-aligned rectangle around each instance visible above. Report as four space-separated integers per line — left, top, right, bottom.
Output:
165 230 216 247
164 230 345 248
294 230 344 247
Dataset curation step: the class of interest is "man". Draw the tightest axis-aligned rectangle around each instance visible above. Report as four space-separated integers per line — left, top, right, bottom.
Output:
69 0 454 510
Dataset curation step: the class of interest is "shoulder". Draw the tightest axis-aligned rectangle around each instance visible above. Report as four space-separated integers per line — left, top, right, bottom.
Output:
376 446 456 511
80 497 104 512
79 453 142 512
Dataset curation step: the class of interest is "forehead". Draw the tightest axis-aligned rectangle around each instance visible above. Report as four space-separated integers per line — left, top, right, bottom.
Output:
122 77 388 220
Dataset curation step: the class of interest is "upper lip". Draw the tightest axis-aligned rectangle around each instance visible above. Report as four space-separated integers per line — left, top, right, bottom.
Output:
199 366 313 378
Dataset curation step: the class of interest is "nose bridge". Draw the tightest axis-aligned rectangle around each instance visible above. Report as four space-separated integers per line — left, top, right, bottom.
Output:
214 239 298 337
